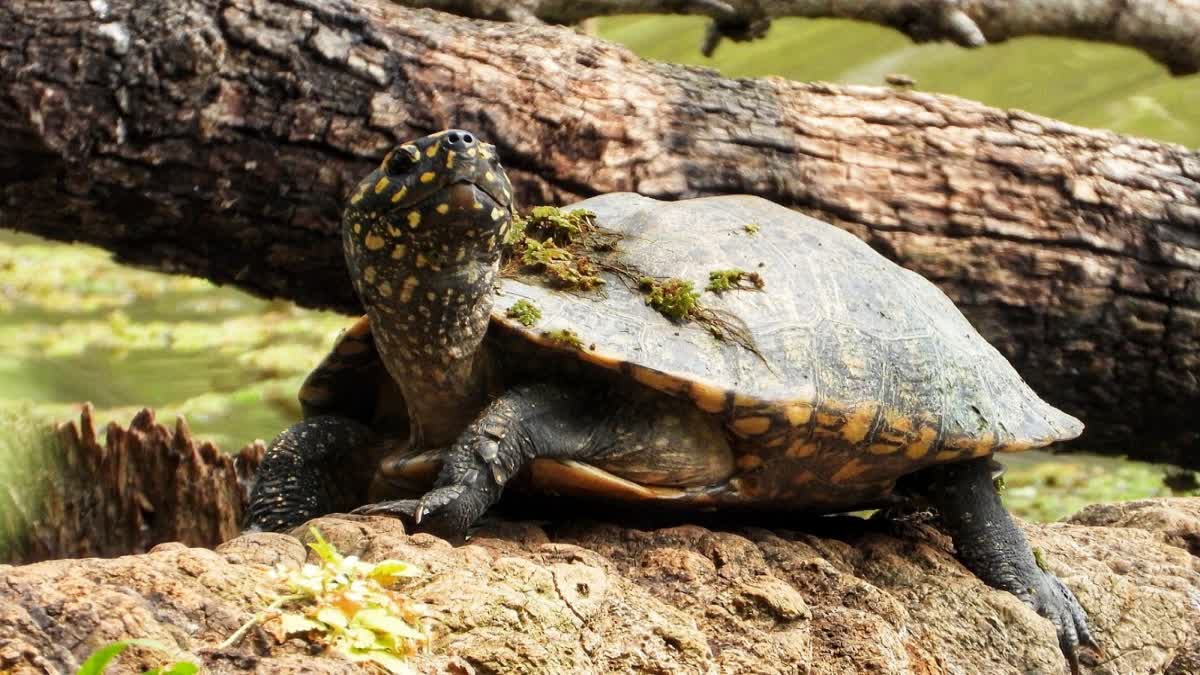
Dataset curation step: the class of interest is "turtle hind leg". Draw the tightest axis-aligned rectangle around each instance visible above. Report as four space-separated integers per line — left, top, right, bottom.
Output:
244 416 373 533
916 457 1096 673
353 382 734 537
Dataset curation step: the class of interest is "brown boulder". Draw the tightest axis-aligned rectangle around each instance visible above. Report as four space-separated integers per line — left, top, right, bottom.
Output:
3 500 1199 674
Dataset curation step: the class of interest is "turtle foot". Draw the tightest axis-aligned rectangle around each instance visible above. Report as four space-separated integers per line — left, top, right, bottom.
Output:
353 484 485 538
1025 570 1098 674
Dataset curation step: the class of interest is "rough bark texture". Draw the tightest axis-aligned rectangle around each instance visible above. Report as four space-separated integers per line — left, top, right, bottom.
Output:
401 0 1200 75
1 0 1199 463
0 406 261 565
1 501 1199 674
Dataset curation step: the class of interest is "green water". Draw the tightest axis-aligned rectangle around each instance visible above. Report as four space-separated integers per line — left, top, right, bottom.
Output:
595 16 1199 147
1 18 1195 521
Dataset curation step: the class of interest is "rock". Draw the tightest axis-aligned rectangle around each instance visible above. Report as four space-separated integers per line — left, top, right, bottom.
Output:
2 500 1199 674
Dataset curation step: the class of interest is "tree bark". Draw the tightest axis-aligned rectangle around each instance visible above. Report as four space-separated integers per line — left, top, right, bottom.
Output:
1 0 1199 464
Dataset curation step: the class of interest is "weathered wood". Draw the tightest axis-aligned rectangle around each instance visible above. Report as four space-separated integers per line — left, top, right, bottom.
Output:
1 0 1198 464
2 406 260 564
401 0 1200 75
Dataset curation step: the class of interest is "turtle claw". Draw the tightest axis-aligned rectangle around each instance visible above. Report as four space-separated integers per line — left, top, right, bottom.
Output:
354 485 482 537
1027 572 1096 673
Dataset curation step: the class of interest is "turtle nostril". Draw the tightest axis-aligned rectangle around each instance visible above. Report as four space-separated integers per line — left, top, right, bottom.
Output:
444 129 476 151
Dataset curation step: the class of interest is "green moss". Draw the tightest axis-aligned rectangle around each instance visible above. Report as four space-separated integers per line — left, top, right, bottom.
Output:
1032 547 1049 571
505 206 607 290
505 300 542 327
639 277 700 320
512 206 598 245
706 269 764 293
742 222 760 235
542 329 584 350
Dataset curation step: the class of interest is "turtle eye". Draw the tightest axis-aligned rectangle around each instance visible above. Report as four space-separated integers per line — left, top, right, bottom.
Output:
383 145 420 175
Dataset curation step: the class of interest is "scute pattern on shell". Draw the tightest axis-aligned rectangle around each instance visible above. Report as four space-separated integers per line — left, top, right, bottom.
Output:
492 194 1082 506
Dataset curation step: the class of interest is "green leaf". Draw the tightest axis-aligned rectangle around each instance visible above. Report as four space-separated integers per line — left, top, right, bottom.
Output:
306 526 342 565
369 560 424 582
316 606 350 629
353 608 426 640
158 662 200 675
78 642 132 675
343 648 417 675
78 640 182 675
278 612 325 635
347 626 377 649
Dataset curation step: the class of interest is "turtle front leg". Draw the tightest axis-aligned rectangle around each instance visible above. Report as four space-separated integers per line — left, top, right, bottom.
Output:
353 383 600 535
920 457 1096 672
245 416 373 533
353 381 734 536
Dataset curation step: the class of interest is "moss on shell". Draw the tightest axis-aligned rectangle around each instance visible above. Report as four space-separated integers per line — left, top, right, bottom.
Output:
505 300 542 327
706 269 764 293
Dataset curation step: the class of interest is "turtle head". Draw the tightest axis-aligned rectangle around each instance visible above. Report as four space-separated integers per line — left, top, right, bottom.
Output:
342 129 515 312
345 129 513 252
341 130 514 446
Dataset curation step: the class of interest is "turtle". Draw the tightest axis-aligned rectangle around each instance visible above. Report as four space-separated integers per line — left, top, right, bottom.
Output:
245 129 1095 667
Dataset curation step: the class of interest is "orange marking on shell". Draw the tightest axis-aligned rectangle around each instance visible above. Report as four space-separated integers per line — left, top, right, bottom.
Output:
935 450 959 461
298 385 332 402
784 403 813 426
736 454 763 471
841 405 877 444
904 425 938 460
732 416 772 437
335 340 369 356
785 438 816 458
867 442 902 455
630 366 688 396
688 382 728 413
831 458 868 484
791 470 816 487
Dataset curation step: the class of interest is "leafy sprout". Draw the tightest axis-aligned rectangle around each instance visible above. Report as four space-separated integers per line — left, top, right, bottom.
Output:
221 527 429 674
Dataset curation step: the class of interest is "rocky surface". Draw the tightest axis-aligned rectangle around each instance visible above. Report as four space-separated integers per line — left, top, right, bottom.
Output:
2 499 1199 674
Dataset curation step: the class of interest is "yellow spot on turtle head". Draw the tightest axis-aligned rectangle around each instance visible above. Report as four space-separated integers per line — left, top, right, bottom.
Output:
425 143 439 158
490 207 504 221
353 223 362 234
364 233 385 251
374 177 389 193
407 211 421 228
391 244 407 260
379 281 393 297
436 203 450 214
466 147 478 157
363 266 377 283
390 185 408 203
400 276 419 302
420 172 436 183
484 171 495 181
350 188 366 204
445 151 456 168
472 201 483 210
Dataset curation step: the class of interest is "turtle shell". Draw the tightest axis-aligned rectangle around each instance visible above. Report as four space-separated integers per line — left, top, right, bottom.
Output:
492 193 1082 509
